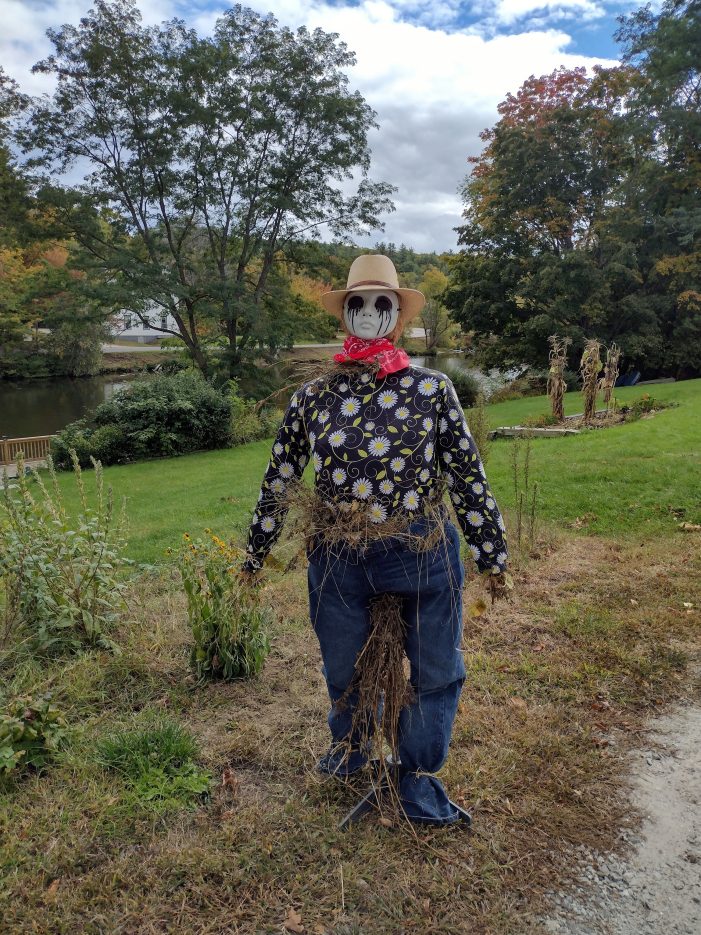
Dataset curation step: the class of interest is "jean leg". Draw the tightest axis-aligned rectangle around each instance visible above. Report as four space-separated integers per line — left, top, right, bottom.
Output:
396 678 465 823
307 549 374 774
383 523 467 822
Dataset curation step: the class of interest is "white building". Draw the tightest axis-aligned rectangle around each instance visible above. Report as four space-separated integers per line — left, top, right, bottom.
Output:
111 302 179 344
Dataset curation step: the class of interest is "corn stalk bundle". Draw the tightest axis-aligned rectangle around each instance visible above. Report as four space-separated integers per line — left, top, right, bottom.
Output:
599 343 622 408
580 339 602 423
547 334 571 421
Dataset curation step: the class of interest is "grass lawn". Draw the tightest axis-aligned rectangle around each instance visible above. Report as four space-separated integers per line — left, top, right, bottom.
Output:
48 378 701 564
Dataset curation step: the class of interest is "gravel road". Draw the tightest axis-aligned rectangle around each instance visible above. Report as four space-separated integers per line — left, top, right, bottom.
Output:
532 701 701 935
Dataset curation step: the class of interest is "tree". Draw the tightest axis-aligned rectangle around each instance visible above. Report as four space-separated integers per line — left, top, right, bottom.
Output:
446 65 647 371
616 0 701 375
0 67 33 249
417 266 453 352
17 0 394 377
447 4 701 378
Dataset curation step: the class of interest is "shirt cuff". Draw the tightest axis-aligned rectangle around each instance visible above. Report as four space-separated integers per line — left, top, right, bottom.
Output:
242 552 264 573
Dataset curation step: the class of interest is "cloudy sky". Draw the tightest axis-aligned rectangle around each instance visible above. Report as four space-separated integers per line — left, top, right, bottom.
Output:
2 0 639 251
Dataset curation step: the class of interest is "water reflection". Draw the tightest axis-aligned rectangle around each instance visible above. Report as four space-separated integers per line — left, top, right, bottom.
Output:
409 353 513 395
0 375 135 438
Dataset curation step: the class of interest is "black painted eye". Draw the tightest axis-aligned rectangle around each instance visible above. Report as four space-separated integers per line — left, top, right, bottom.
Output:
375 295 393 313
347 295 364 312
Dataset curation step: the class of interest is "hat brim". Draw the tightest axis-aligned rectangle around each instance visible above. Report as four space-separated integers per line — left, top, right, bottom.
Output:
321 286 426 322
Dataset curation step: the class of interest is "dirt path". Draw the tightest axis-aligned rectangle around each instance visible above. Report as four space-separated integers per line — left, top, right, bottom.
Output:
534 698 701 935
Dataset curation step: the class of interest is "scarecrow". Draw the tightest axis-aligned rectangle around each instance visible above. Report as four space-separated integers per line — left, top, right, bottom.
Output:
242 255 509 826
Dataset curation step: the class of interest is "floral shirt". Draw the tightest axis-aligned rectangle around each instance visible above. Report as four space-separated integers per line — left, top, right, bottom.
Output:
243 365 508 574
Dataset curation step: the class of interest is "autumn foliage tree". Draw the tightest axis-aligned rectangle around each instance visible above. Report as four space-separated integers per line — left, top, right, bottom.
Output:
447 0 700 378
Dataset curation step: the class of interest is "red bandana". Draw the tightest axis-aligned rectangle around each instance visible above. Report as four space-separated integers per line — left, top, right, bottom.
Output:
333 336 411 379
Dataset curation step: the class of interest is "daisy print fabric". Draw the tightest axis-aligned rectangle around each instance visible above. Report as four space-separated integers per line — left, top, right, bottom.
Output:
244 366 508 574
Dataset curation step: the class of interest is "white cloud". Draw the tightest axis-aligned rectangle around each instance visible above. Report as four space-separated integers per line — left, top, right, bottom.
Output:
493 0 605 26
1 0 620 250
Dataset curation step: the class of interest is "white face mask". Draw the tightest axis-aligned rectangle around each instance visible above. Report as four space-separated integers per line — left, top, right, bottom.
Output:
342 289 400 339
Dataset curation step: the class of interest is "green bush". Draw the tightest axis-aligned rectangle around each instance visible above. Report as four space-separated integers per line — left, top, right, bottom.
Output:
442 365 481 408
50 419 94 469
89 423 128 464
95 717 211 810
51 371 231 467
0 692 68 777
522 412 561 428
465 392 491 466
179 532 271 682
620 393 675 422
0 452 127 656
229 379 284 445
230 381 265 445
260 406 284 437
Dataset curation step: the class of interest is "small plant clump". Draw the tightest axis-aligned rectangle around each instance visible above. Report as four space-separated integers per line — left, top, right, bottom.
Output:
0 451 127 658
510 434 539 555
95 718 211 810
0 692 68 778
620 393 675 422
178 532 271 682
522 412 561 429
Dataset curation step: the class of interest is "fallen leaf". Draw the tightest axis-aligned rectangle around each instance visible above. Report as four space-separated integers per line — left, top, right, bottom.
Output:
284 908 305 933
312 925 328 935
679 522 701 532
44 879 60 900
378 816 393 828
221 766 239 794
469 598 487 618
422 898 431 913
683 602 694 609
630 598 639 606
508 696 527 710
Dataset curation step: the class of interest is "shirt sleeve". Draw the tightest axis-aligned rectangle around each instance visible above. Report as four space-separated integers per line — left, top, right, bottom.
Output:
436 376 508 575
243 390 310 572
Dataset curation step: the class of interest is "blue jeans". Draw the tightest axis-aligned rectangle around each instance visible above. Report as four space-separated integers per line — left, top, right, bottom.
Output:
307 517 466 824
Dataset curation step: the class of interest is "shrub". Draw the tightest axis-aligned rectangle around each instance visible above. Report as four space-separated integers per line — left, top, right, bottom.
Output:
50 419 94 470
442 365 481 408
51 371 231 467
260 406 284 437
45 321 106 377
620 393 675 422
0 692 68 777
230 380 265 445
466 392 491 465
89 423 128 465
179 532 271 682
522 412 561 428
95 717 211 810
0 452 127 656
230 378 284 445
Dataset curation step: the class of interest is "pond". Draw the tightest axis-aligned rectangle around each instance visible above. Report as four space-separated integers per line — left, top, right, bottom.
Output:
0 374 136 438
0 353 515 441
409 352 515 395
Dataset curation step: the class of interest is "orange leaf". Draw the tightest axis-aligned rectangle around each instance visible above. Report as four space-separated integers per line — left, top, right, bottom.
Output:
284 908 305 933
44 879 60 900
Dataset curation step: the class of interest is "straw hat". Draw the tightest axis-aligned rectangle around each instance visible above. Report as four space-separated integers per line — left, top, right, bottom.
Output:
321 254 425 322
